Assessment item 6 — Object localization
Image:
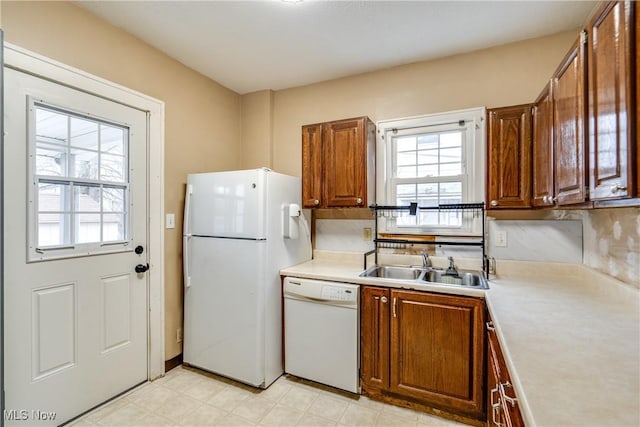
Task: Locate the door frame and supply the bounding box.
[3,42,166,381]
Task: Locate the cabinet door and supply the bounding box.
[361,287,390,390]
[487,342,505,427]
[532,83,555,207]
[487,105,532,209]
[323,118,367,207]
[588,1,635,200]
[553,36,588,205]
[487,320,525,427]
[390,290,485,417]
[301,124,323,208]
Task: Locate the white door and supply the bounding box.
[3,68,148,426]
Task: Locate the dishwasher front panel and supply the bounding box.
[284,279,360,393]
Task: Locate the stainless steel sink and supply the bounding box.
[422,269,488,288]
[360,265,489,289]
[360,265,424,280]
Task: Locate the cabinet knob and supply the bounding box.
[313,199,320,206]
[490,200,499,207]
[543,195,554,204]
[611,184,628,194]
[356,198,363,205]
[380,296,388,303]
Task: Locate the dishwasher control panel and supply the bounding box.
[283,277,359,307]
[321,285,356,302]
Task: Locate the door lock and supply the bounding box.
[135,263,150,273]
[135,245,144,255]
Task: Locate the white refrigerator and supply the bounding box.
[182,168,312,388]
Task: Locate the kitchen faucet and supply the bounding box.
[421,250,432,268]
[446,256,459,276]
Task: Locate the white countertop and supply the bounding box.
[280,252,640,427]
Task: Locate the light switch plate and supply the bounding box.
[166,213,175,229]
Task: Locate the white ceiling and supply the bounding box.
[76,0,597,95]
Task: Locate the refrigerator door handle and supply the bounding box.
[183,184,194,289]
[184,234,192,289]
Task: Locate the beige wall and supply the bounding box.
[2,1,243,360]
[241,90,274,169]
[271,30,578,177]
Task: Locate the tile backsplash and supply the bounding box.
[487,219,583,264]
[313,207,639,288]
[583,207,640,288]
[315,219,375,253]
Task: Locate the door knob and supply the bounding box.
[135,263,150,273]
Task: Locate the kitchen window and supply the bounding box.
[29,102,131,259]
[376,107,485,234]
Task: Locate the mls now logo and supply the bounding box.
[4,409,57,421]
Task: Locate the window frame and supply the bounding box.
[27,97,133,262]
[376,107,486,235]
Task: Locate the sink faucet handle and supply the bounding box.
[446,256,458,275]
[421,250,432,268]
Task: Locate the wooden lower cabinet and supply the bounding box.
[486,318,525,427]
[361,286,486,420]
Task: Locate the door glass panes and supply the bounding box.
[33,104,130,248]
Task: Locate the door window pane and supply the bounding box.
[74,213,101,244]
[36,143,67,176]
[38,182,70,212]
[101,125,125,155]
[100,154,126,183]
[33,103,131,249]
[103,187,125,212]
[73,185,101,212]
[70,117,99,150]
[103,214,126,242]
[38,213,70,246]
[70,148,99,180]
[36,108,68,144]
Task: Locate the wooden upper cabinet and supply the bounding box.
[588,1,636,200]
[361,287,390,390]
[324,118,369,207]
[487,105,533,209]
[553,35,588,205]
[301,124,323,207]
[390,291,485,417]
[532,83,555,207]
[301,117,375,208]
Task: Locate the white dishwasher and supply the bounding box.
[283,277,360,393]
